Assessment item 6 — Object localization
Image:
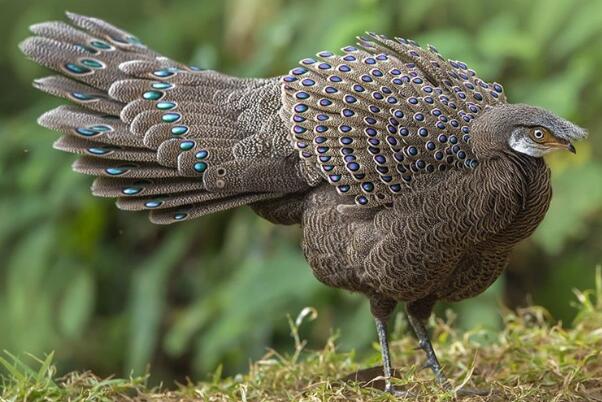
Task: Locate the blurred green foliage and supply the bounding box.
[0,0,601,385]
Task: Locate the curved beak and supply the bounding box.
[567,143,576,154]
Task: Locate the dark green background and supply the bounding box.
[1,0,601,385]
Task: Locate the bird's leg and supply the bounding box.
[374,317,395,394]
[406,312,491,397]
[369,297,414,396]
[406,313,448,386]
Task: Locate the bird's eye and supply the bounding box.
[530,127,548,143]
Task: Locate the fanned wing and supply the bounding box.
[21,13,285,224]
[281,32,507,206]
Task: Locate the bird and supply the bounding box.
[20,12,587,396]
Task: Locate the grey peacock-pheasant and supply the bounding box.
[20,13,587,395]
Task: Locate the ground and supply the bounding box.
[1,273,601,402]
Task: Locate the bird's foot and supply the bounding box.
[384,383,415,398]
[454,385,492,397]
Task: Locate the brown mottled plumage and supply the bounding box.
[20,14,587,395]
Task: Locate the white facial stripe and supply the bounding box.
[508,132,548,157]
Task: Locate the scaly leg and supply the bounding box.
[406,314,448,386]
[407,313,491,397]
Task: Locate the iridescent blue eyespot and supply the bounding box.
[87,146,114,155]
[162,112,181,123]
[171,126,188,135]
[339,65,351,72]
[294,104,308,113]
[438,134,448,143]
[174,212,188,220]
[293,125,307,134]
[329,75,342,82]
[325,86,338,94]
[90,40,112,49]
[319,98,332,107]
[353,84,365,92]
[156,101,176,110]
[413,113,424,121]
[418,128,428,137]
[344,95,357,104]
[180,141,195,151]
[356,195,368,205]
[291,67,307,75]
[64,63,91,74]
[340,136,353,144]
[193,162,208,172]
[105,165,132,176]
[296,91,310,100]
[317,114,329,121]
[153,70,174,78]
[362,182,374,192]
[71,92,98,101]
[338,185,350,193]
[426,141,436,151]
[407,146,418,156]
[152,82,173,90]
[301,79,315,86]
[75,127,98,137]
[195,150,208,159]
[399,127,409,136]
[122,187,142,195]
[361,75,373,83]
[329,174,341,182]
[365,117,377,125]
[144,200,162,208]
[342,109,354,117]
[81,59,103,69]
[493,83,503,93]
[143,91,163,100]
[347,162,360,171]
[365,128,377,136]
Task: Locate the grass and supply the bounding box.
[1,269,601,402]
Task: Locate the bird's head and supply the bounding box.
[471,104,587,158]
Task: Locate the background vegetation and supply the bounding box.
[1,0,601,388]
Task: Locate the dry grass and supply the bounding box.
[2,269,601,402]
